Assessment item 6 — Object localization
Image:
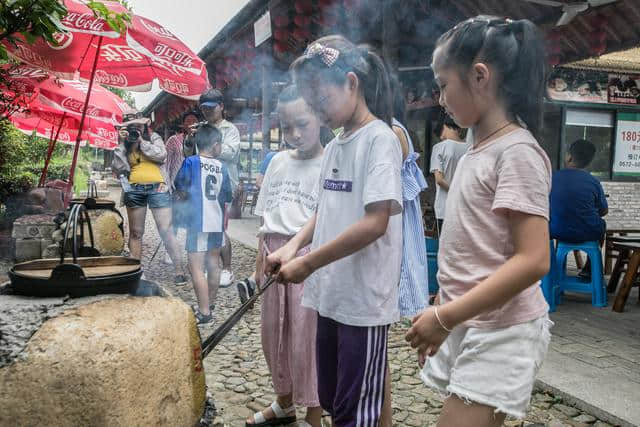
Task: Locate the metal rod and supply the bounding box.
[65,35,104,206]
[39,112,66,187]
[201,274,277,358]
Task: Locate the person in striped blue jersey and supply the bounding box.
[175,124,233,324]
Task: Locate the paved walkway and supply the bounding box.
[224,215,631,426]
[540,292,640,426]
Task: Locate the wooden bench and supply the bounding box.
[611,241,640,313]
[605,229,640,274]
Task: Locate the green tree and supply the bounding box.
[0,0,131,60]
[107,86,136,109]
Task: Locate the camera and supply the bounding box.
[126,125,141,143]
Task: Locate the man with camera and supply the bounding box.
[112,109,187,285]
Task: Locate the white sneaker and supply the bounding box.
[220,269,234,288]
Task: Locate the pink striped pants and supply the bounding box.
[260,233,319,407]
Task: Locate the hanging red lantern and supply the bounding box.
[546,30,562,43]
[273,14,290,27]
[547,43,563,56]
[274,28,289,41]
[588,29,607,45]
[548,54,562,67]
[295,0,313,15]
[292,27,311,41]
[294,14,311,28]
[590,14,607,29]
[590,41,607,56]
[274,41,288,53]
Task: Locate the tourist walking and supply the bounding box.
[406,16,553,427]
[430,114,469,233]
[174,125,233,323]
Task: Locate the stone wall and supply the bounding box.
[602,181,640,229]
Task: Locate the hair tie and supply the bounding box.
[305,42,340,67]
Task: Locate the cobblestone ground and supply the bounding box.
[0,206,614,427]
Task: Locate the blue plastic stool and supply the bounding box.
[554,240,607,307]
[425,238,439,295]
[541,240,560,312]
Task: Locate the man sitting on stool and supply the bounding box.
[550,139,608,280]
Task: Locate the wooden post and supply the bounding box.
[261,65,271,156]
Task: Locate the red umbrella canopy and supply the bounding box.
[9,101,119,150]
[2,64,128,124]
[1,0,210,100]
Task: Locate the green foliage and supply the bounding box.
[86,1,131,35]
[0,118,92,203]
[106,86,136,109]
[0,0,67,58]
[0,1,132,60]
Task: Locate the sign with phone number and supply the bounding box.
[614,114,640,176]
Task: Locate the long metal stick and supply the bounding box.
[201,274,277,358]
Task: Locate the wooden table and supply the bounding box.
[611,241,640,313]
[605,229,640,274]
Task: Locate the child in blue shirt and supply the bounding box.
[175,124,233,324]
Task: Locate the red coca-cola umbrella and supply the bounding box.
[2,1,210,100]
[2,64,128,124]
[9,100,118,185]
[2,0,211,203]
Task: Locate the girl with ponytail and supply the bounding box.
[406,16,554,426]
[265,35,403,425]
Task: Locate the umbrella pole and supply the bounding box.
[39,112,66,187]
[65,35,104,207]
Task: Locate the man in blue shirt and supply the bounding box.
[550,139,608,278]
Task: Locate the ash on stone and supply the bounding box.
[198,395,218,427]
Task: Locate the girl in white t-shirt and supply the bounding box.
[265,36,403,426]
[405,16,553,426]
[246,86,324,427]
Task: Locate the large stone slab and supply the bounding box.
[0,293,206,426]
[11,214,56,239]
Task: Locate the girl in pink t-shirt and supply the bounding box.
[406,16,553,425]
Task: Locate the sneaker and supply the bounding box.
[162,253,172,264]
[237,278,256,304]
[220,269,234,288]
[194,310,213,324]
[175,274,188,286]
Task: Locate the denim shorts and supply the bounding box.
[123,183,171,209]
[421,314,553,418]
[186,231,224,252]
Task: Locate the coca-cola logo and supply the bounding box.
[15,45,52,70]
[154,44,194,69]
[139,18,178,41]
[95,70,129,87]
[46,32,74,50]
[62,12,107,32]
[161,78,189,95]
[58,132,72,142]
[61,97,84,112]
[96,127,117,139]
[9,66,48,79]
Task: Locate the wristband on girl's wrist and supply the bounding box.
[434,306,452,332]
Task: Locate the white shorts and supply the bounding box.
[421,315,553,418]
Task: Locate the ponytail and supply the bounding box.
[291,35,393,127]
[436,16,547,139]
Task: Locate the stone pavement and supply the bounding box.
[0,193,617,427]
[540,292,640,427]
[225,213,640,425]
